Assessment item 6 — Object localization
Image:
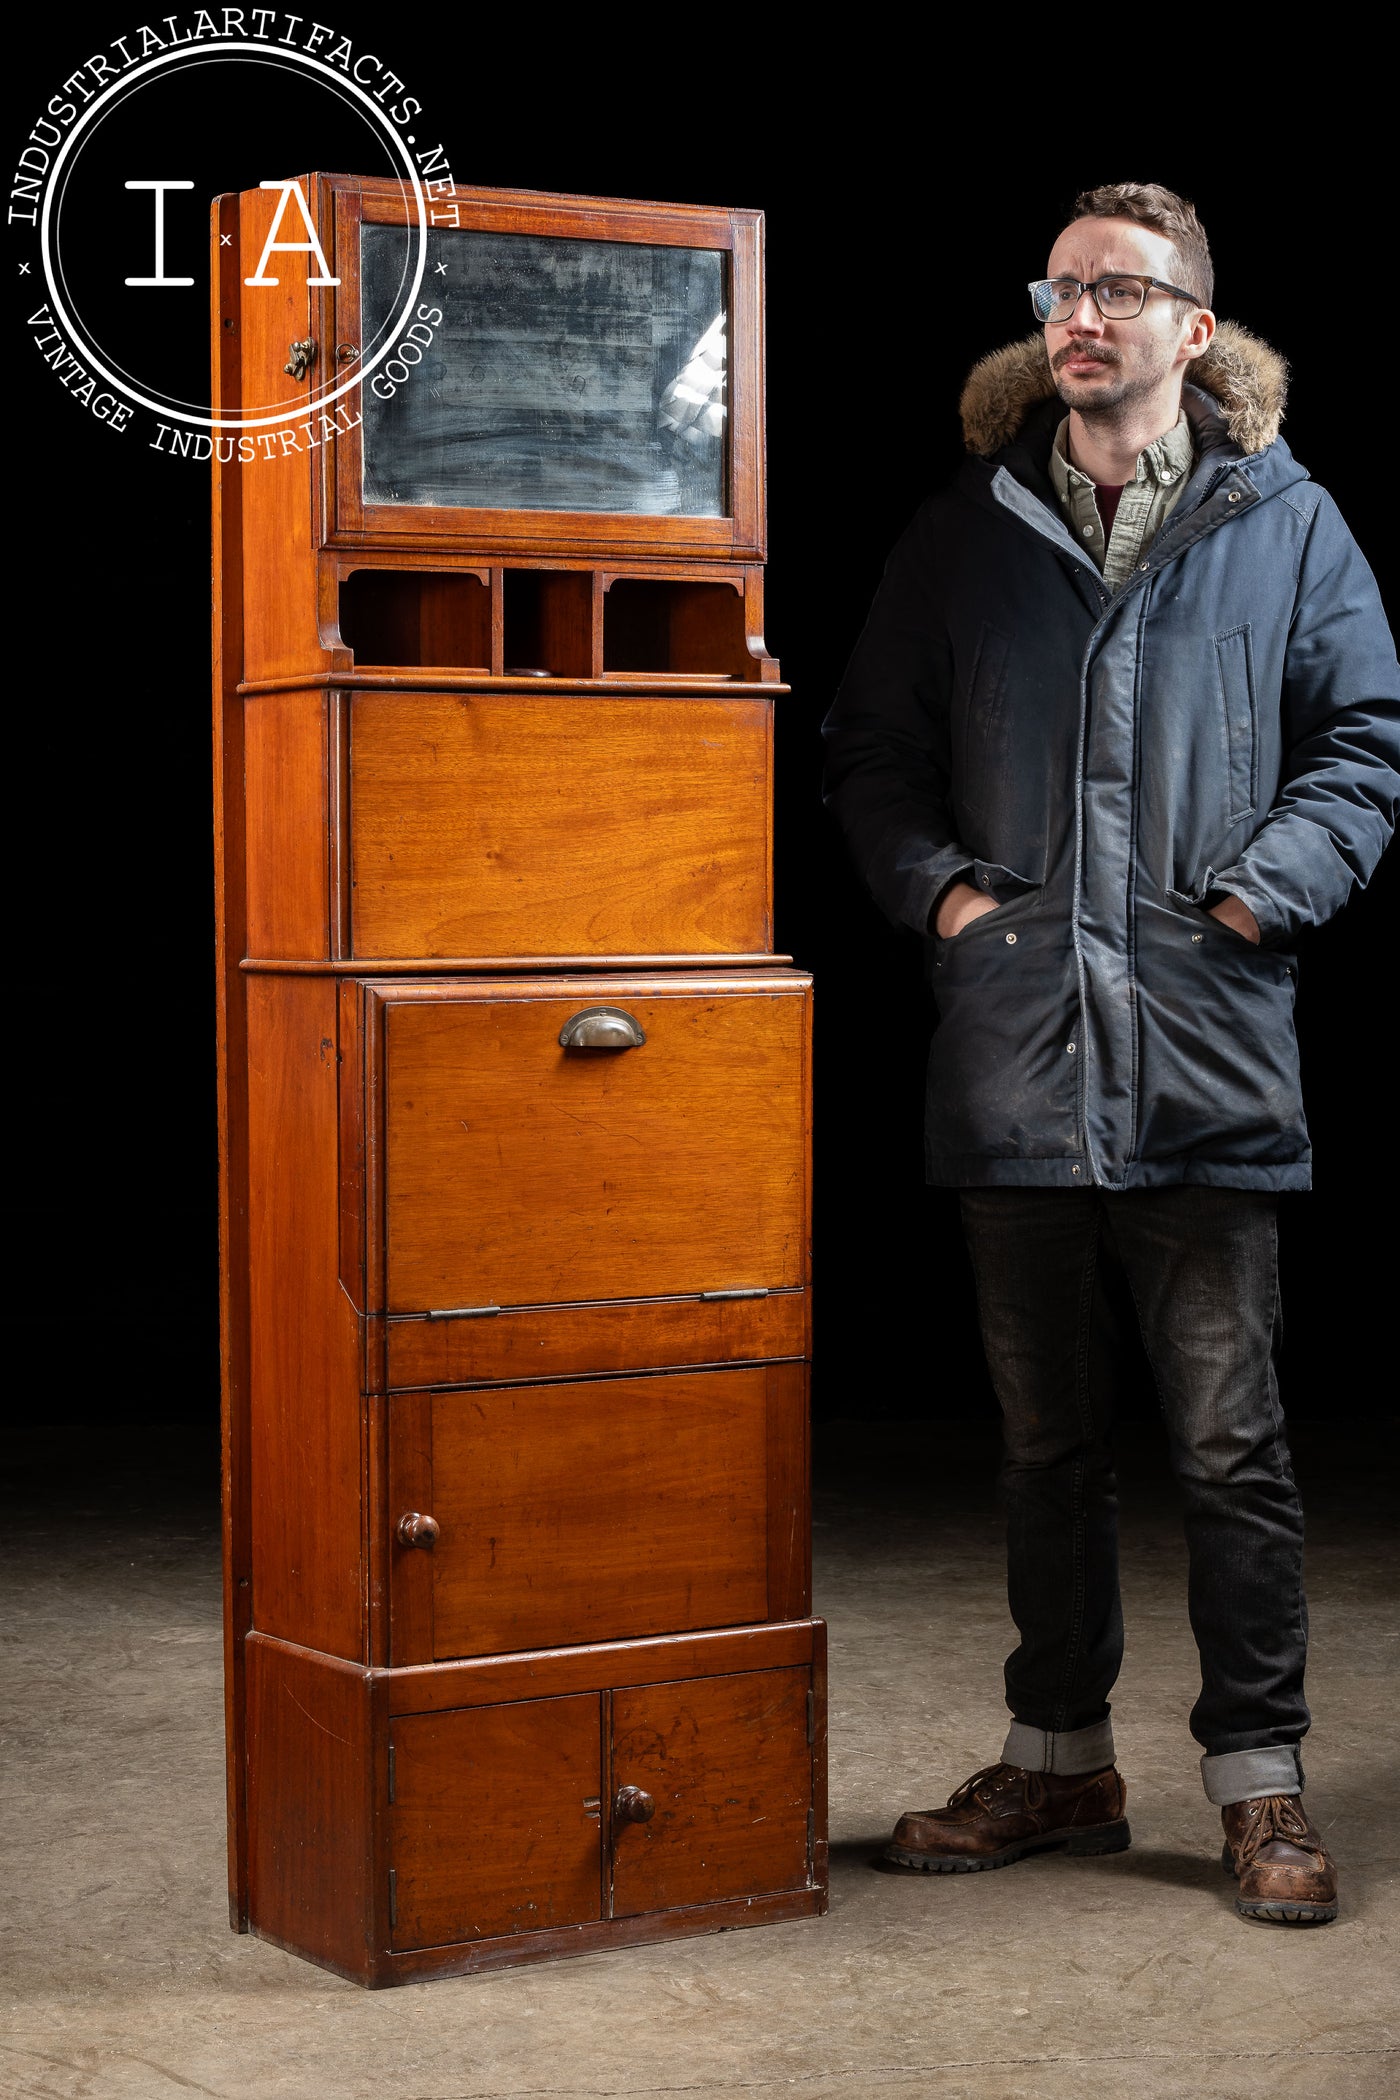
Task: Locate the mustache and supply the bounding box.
[1052,342,1121,373]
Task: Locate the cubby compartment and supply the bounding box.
[604,578,748,677]
[339,569,490,669]
[502,569,592,679]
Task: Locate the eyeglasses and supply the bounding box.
[1029,275,1200,324]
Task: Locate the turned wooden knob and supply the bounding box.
[396,1512,439,1549]
[614,1784,655,1824]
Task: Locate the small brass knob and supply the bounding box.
[614,1784,655,1824]
[396,1512,439,1549]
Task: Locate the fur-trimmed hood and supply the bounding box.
[959,320,1289,459]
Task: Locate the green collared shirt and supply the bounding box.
[1050,412,1195,592]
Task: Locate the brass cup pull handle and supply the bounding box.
[559,1008,646,1051]
[396,1512,439,1550]
[614,1784,655,1824]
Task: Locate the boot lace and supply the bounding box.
[946,1762,1046,1813]
[1234,1795,1321,1870]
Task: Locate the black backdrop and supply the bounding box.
[9,36,1394,1428]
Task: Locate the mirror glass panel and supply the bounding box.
[361,225,727,516]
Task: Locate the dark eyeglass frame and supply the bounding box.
[1029,274,1201,323]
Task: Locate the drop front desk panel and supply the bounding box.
[216,175,824,1984]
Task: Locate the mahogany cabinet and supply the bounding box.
[215,175,823,1984]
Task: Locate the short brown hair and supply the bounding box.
[1071,182,1214,310]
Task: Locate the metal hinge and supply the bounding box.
[806,1689,815,1746]
[699,1287,770,1302]
[388,1742,395,1804]
[806,1807,814,1874]
[388,1867,397,1931]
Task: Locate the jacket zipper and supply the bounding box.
[984,464,1254,1185]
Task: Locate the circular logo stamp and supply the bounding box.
[10,15,456,452]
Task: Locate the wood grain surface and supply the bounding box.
[426,1369,770,1658]
[245,1637,373,1981]
[389,1696,602,1950]
[384,1287,805,1391]
[246,975,365,1659]
[381,982,808,1312]
[348,692,771,959]
[610,1666,812,1916]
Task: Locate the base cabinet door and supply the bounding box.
[386,1661,817,1957]
[390,1696,602,1951]
[611,1667,813,1917]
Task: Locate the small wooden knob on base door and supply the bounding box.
[614,1784,655,1824]
[396,1512,439,1549]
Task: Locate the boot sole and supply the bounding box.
[884,1819,1131,1873]
[1220,1843,1338,1924]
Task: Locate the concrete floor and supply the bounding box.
[2,1417,1396,2100]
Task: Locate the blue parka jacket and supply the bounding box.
[822,325,1400,1191]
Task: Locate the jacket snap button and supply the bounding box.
[1082,525,1094,538]
[981,874,991,886]
[1067,1042,1077,1054]
[1005,932,1017,944]
[1228,490,1243,503]
[1191,932,1204,943]
[1139,560,1149,571]
[1071,1166,1081,1177]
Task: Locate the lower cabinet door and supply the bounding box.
[610,1667,812,1917]
[390,1363,810,1664]
[390,1695,602,1951]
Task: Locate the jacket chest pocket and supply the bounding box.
[959,623,1011,819]
[1214,625,1258,824]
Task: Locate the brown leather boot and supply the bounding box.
[884,1761,1130,1873]
[1221,1795,1338,1924]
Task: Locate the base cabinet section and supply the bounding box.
[244,1625,827,1984]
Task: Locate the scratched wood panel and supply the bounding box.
[611,1666,811,1916]
[390,1696,601,1949]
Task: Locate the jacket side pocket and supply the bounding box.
[961,623,1011,818]
[1214,624,1258,823]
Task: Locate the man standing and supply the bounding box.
[821,183,1399,1924]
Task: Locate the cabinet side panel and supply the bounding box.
[245,1636,373,1981]
[247,974,365,1658]
[237,184,321,679]
[244,691,330,959]
[214,188,252,1930]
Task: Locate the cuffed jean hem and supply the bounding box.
[1003,1718,1116,1776]
[1200,1747,1303,1806]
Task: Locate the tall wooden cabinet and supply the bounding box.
[213,175,824,1985]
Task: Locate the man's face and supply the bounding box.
[1043,216,1198,418]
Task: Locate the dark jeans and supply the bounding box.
[960,1187,1309,1799]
